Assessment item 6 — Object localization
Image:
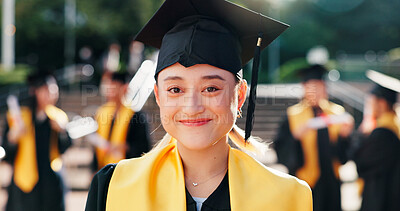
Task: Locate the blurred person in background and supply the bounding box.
[274,65,354,211]
[352,70,400,211]
[102,42,121,74]
[100,42,122,97]
[91,71,151,172]
[1,71,71,211]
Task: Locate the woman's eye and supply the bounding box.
[204,87,219,92]
[168,87,182,94]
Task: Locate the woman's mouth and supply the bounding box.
[178,119,212,127]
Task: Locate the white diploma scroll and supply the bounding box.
[307,112,353,129]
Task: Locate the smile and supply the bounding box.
[178,119,212,127]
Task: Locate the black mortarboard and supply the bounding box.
[366,70,400,105]
[111,72,129,84]
[298,64,327,82]
[135,0,289,140]
[27,71,57,88]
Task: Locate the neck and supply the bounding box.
[36,108,47,122]
[36,103,47,113]
[377,108,393,119]
[177,136,229,182]
[115,99,122,108]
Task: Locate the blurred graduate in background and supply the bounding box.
[352,70,400,211]
[274,65,354,211]
[1,71,71,211]
[91,71,151,172]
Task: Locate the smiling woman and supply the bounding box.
[85,0,312,210]
[155,64,242,152]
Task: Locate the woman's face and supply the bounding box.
[35,82,59,110]
[104,80,125,103]
[155,63,247,151]
[303,79,327,107]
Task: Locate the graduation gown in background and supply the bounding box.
[2,107,72,211]
[85,141,312,211]
[353,112,400,211]
[92,102,151,171]
[274,101,349,211]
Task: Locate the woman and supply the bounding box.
[85,0,312,210]
[2,71,71,211]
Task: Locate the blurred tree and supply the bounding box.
[76,0,162,63]
[279,0,400,64]
[14,0,65,70]
[3,0,399,82]
[7,0,164,72]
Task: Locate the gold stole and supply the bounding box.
[287,100,344,188]
[95,102,135,168]
[6,106,63,193]
[106,142,312,211]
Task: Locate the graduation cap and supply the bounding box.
[298,64,327,82]
[134,0,289,140]
[366,70,400,105]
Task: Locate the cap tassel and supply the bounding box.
[245,32,263,141]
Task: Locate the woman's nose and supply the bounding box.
[181,89,205,116]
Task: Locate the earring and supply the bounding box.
[237,109,243,118]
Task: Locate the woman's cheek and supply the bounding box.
[159,104,177,125]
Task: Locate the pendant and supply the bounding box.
[192,182,198,187]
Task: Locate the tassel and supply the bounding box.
[245,32,263,141]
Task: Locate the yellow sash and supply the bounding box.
[287,100,344,188]
[95,102,135,168]
[6,106,63,193]
[106,142,312,211]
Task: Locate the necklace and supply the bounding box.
[185,167,228,187]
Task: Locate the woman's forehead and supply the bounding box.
[158,63,235,81]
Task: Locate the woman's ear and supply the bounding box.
[238,79,248,109]
[154,84,160,106]
[121,84,129,95]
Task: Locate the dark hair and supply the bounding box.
[111,72,129,84]
[370,84,397,109]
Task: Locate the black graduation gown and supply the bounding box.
[353,128,400,211]
[2,116,72,211]
[91,111,151,171]
[85,164,231,211]
[274,111,349,211]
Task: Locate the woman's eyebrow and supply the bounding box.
[202,75,225,81]
[163,76,183,81]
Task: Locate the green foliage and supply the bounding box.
[13,0,64,70]
[273,58,338,83]
[274,58,308,83]
[7,0,400,82]
[279,0,400,62]
[11,0,164,72]
[0,64,31,86]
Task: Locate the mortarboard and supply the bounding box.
[366,70,400,105]
[134,0,289,140]
[298,64,327,82]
